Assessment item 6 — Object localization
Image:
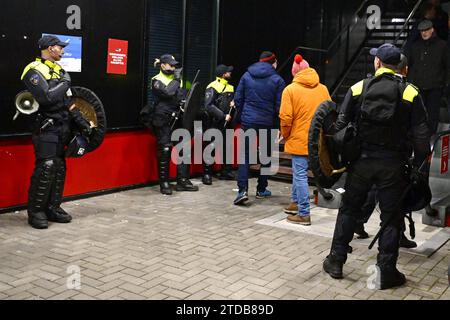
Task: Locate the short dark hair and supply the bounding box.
[379,60,398,71]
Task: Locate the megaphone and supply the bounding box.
[13,90,39,120]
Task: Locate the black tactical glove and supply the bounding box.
[410,166,426,185]
[174,67,183,81]
[61,70,71,84]
[70,109,92,137]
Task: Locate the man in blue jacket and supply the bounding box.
[233,51,286,205]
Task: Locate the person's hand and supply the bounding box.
[61,70,71,83]
[70,108,92,137]
[225,114,232,122]
[277,131,284,143]
[230,100,235,108]
[174,67,182,81]
[410,166,425,185]
[79,120,92,137]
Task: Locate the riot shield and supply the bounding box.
[182,81,203,134]
[69,86,107,153]
[308,100,344,189]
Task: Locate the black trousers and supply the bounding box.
[358,186,410,234]
[154,123,172,147]
[422,88,444,135]
[203,124,232,168]
[153,117,191,181]
[330,157,408,268]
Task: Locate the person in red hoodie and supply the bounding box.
[279,55,331,225]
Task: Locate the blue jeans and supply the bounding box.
[291,156,310,216]
[237,125,273,192]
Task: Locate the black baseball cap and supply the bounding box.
[369,43,401,65]
[215,64,233,76]
[38,35,68,50]
[160,54,179,66]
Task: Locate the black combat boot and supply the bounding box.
[377,224,404,289]
[378,265,406,290]
[46,158,72,223]
[176,164,199,192]
[399,232,417,249]
[219,164,234,180]
[158,146,173,195]
[27,160,57,229]
[202,164,213,185]
[354,223,369,239]
[323,254,344,279]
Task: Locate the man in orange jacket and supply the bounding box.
[279,54,331,225]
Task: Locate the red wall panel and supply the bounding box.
[0,128,237,210]
[1,130,167,209]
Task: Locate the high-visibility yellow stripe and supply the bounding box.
[375,67,396,77]
[152,71,174,86]
[21,58,62,80]
[207,77,234,93]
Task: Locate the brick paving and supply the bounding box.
[0,178,449,300]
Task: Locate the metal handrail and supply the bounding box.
[393,0,423,45]
[278,46,327,73]
[331,47,371,98]
[278,0,370,72]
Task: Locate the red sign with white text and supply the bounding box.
[107,39,128,75]
[441,135,449,174]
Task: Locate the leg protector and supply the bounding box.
[27,159,57,229]
[46,158,72,223]
[377,222,401,269]
[202,164,213,185]
[158,145,172,195]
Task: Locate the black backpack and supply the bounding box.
[358,75,408,150]
[333,74,408,165]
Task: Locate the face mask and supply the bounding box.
[161,68,174,75]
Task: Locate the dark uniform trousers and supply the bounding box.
[331,156,408,268]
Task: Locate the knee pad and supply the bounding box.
[40,158,57,171]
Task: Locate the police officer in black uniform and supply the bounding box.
[354,54,420,250]
[323,44,430,290]
[151,54,199,195]
[202,64,235,185]
[21,35,92,229]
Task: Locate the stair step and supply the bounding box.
[276,166,293,176]
[381,18,416,22]
[372,28,410,33]
[273,151,292,160]
[371,31,409,36]
[366,39,406,45]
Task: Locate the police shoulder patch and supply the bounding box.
[29,73,40,86]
